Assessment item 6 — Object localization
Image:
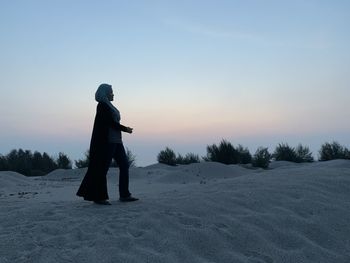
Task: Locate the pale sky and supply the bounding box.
[1,0,350,166]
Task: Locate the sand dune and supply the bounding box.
[1,160,350,262]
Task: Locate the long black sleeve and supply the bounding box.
[98,102,129,132]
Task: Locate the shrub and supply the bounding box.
[236,144,252,164]
[176,153,200,165]
[273,143,314,163]
[56,152,73,169]
[41,152,58,173]
[157,148,200,166]
[345,148,350,159]
[273,143,298,162]
[126,147,137,167]
[319,141,350,161]
[295,144,314,162]
[204,140,239,164]
[75,150,90,168]
[6,149,32,175]
[157,147,177,166]
[252,147,271,169]
[204,140,252,165]
[0,155,8,170]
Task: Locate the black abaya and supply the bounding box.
[76,102,128,201]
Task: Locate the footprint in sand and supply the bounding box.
[244,250,274,263]
[127,227,145,238]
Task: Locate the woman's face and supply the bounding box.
[107,90,114,101]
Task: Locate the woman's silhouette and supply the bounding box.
[77,84,138,205]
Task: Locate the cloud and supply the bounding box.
[164,17,332,50]
[164,18,259,41]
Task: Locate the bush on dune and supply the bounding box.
[157,147,177,166]
[236,144,252,164]
[273,143,298,162]
[0,154,9,171]
[75,150,90,168]
[319,141,350,161]
[204,140,239,164]
[157,147,201,166]
[204,140,253,165]
[252,147,271,169]
[295,144,314,162]
[273,143,314,163]
[176,153,200,165]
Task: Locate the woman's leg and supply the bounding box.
[112,143,131,198]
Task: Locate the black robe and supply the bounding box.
[76,102,128,201]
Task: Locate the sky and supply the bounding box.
[1,0,350,166]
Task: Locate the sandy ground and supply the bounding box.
[1,160,350,263]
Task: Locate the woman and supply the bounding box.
[77,83,138,205]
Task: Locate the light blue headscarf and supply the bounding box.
[95,83,121,123]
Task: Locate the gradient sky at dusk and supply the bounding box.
[1,0,350,166]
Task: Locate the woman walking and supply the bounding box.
[77,83,138,205]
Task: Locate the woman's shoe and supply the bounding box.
[119,196,139,202]
[93,200,112,205]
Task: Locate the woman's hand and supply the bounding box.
[126,127,133,134]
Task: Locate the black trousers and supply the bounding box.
[77,143,131,201]
[108,143,131,198]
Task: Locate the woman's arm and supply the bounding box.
[119,124,133,133]
[98,103,133,133]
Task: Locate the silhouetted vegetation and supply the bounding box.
[3,140,350,176]
[126,148,137,167]
[273,143,297,162]
[319,141,350,161]
[76,148,136,168]
[176,153,201,165]
[295,144,314,162]
[155,140,329,168]
[204,140,238,164]
[204,140,252,165]
[157,147,177,166]
[0,149,72,176]
[157,147,200,166]
[252,147,271,169]
[273,143,314,163]
[236,144,252,164]
[74,150,90,168]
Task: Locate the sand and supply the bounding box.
[1,160,350,262]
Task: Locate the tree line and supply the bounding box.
[1,141,349,176]
[0,149,72,176]
[157,140,350,169]
[0,147,136,176]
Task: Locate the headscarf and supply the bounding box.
[95,83,121,123]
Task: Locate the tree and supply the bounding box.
[56,152,72,169]
[236,144,252,164]
[319,141,349,161]
[157,147,177,166]
[295,144,314,162]
[204,140,240,164]
[75,150,90,168]
[176,153,200,164]
[273,143,297,162]
[42,152,58,173]
[0,154,8,170]
[252,147,271,169]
